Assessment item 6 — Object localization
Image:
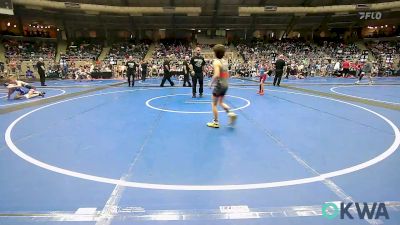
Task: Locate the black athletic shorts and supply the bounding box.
[24,84,33,89]
[212,83,228,97]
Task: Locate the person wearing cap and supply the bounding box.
[36,57,46,86]
[160,55,174,87]
[190,47,206,98]
[182,56,192,87]
[273,54,286,87]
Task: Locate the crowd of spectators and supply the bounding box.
[148,40,193,74]
[152,40,192,60]
[233,38,399,78]
[365,41,400,76]
[107,42,149,61]
[3,39,56,61]
[55,59,115,79]
[64,41,102,60]
[1,37,399,79]
[319,41,362,59]
[195,44,214,51]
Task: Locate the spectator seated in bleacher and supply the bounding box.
[25,66,35,79]
[107,42,149,61]
[234,38,364,78]
[2,39,56,61]
[366,41,399,76]
[65,41,102,61]
[149,39,192,76]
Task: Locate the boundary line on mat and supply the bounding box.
[5,88,400,190]
[282,85,400,111]
[331,85,400,105]
[230,87,384,225]
[145,93,250,113]
[96,91,167,225]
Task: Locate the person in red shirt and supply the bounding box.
[354,60,363,78]
[342,59,350,78]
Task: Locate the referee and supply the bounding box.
[36,57,46,86]
[126,56,137,87]
[190,47,206,98]
[160,55,175,87]
[273,55,286,87]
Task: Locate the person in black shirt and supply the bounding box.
[182,56,192,87]
[273,55,286,86]
[141,60,148,82]
[0,61,4,78]
[36,57,46,86]
[285,64,291,79]
[126,56,137,87]
[190,47,206,98]
[60,56,68,79]
[160,55,174,87]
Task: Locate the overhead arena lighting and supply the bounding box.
[355,4,370,10]
[264,6,277,11]
[64,2,80,9]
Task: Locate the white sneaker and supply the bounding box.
[228,112,237,125]
[355,80,360,84]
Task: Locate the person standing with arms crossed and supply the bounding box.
[190,47,206,98]
[273,55,286,87]
[37,57,46,86]
[126,56,137,87]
